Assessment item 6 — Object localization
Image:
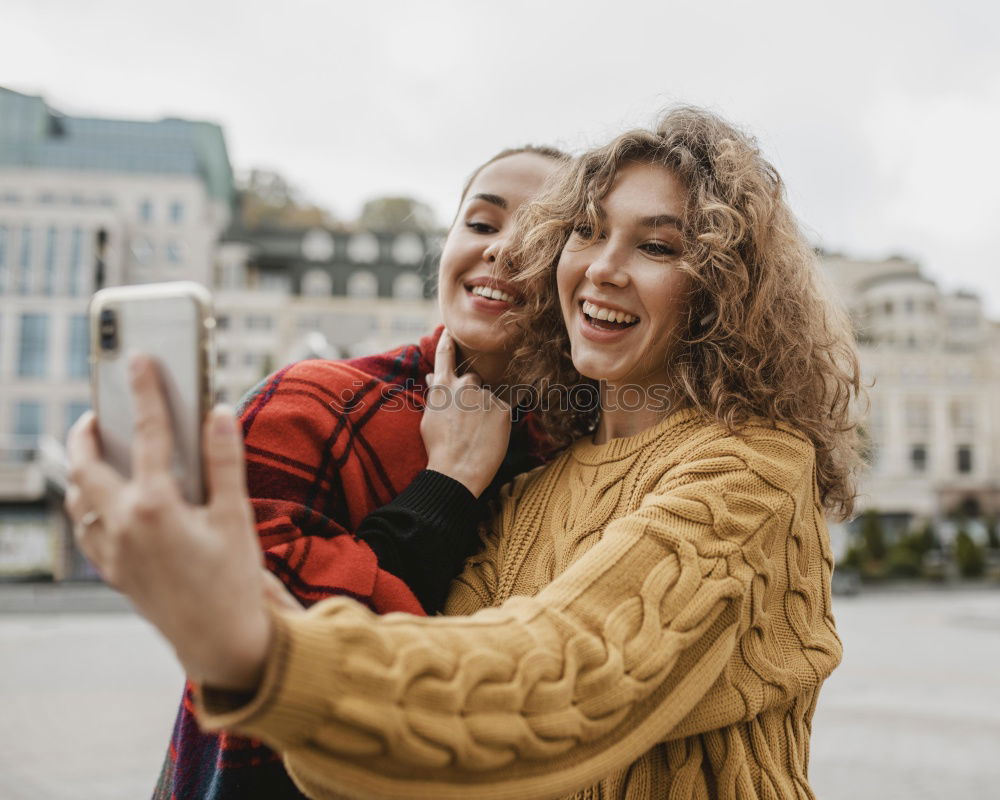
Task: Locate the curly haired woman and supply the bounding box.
[67,106,863,800]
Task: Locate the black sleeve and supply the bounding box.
[355,470,482,615]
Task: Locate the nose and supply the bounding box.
[483,240,501,263]
[585,247,630,288]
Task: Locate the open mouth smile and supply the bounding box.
[581,299,640,331]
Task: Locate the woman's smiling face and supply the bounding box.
[438,152,561,361]
[557,161,690,391]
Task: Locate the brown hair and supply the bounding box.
[505,107,864,520]
[457,145,570,207]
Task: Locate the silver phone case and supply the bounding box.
[89,281,214,504]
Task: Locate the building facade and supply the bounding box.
[0,86,441,578]
[0,86,234,576]
[823,254,1000,536]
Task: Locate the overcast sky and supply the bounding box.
[4,0,998,314]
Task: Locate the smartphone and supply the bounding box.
[89,282,215,504]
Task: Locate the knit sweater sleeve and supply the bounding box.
[196,434,829,800]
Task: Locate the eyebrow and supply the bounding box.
[640,214,682,229]
[470,192,507,210]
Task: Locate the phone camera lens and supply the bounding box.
[99,308,118,351]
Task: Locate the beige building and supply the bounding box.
[823,254,1000,533]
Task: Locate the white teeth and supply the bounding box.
[582,300,637,325]
[471,286,515,303]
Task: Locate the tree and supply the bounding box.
[954,530,985,578]
[358,196,437,232]
[859,510,887,561]
[237,169,335,231]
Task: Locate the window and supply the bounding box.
[216,350,229,368]
[68,227,84,296]
[130,236,154,266]
[18,225,32,294]
[139,198,153,222]
[64,401,90,436]
[347,233,379,264]
[904,397,930,432]
[393,272,424,300]
[346,270,378,299]
[67,314,89,379]
[956,445,973,474]
[165,240,184,265]
[169,201,184,224]
[301,269,332,297]
[950,399,975,431]
[43,226,57,296]
[883,300,893,315]
[0,225,7,292]
[13,401,44,449]
[216,314,230,330]
[392,233,424,265]
[18,313,49,378]
[909,444,927,473]
[904,298,914,314]
[245,314,273,331]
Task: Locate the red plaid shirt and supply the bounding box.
[154,327,547,799]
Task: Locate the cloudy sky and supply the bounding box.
[4,0,998,313]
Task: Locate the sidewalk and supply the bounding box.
[0,580,131,613]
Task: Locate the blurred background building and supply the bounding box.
[0,87,439,579]
[0,86,996,582]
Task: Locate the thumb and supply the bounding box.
[204,405,249,513]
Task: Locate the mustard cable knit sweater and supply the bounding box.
[197,409,843,800]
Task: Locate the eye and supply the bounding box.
[573,224,604,241]
[640,241,678,258]
[466,220,498,234]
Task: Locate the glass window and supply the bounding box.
[346,270,378,299]
[67,314,89,379]
[216,314,230,330]
[905,397,930,432]
[909,444,927,473]
[347,233,379,264]
[956,445,973,474]
[13,400,44,447]
[18,313,49,378]
[301,269,332,297]
[165,240,184,265]
[139,198,153,222]
[949,398,975,431]
[64,401,90,436]
[245,314,273,331]
[43,226,57,296]
[18,225,32,294]
[68,227,84,296]
[393,272,424,300]
[170,201,184,224]
[0,225,7,292]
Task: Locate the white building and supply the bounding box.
[0,86,234,576]
[823,254,1000,532]
[212,228,439,404]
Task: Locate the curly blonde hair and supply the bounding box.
[504,107,864,520]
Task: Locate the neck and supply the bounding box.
[592,380,681,444]
[452,344,510,399]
